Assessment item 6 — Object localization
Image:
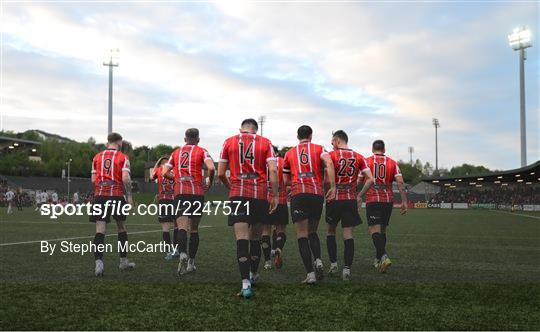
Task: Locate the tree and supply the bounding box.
[449,164,491,177]
[398,160,423,184]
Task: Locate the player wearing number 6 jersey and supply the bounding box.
[218,118,279,299]
[325,130,374,281]
[283,125,336,284]
[162,128,215,276]
[359,140,408,273]
[90,132,135,277]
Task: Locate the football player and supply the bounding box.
[283,125,335,284]
[90,132,135,276]
[359,140,408,273]
[325,130,373,280]
[162,128,215,275]
[218,119,279,299]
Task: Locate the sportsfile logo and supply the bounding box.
[39,200,250,219]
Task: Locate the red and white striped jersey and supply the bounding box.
[283,142,328,197]
[267,156,288,205]
[91,148,130,197]
[329,148,369,201]
[166,145,213,196]
[152,167,176,200]
[363,154,402,203]
[219,132,275,199]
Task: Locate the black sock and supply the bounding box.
[162,231,171,246]
[298,237,314,273]
[381,232,387,253]
[93,233,105,260]
[308,232,321,260]
[236,239,250,280]
[188,232,199,259]
[261,235,271,261]
[371,232,385,259]
[118,231,128,258]
[249,240,261,273]
[177,229,187,254]
[271,229,278,250]
[173,228,179,248]
[276,232,286,251]
[344,238,354,268]
[327,235,337,263]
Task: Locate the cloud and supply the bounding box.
[1,1,538,170]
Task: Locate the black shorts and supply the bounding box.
[89,196,128,223]
[158,199,175,223]
[366,202,393,226]
[325,200,362,227]
[228,197,269,226]
[290,194,324,224]
[264,203,289,225]
[174,194,205,219]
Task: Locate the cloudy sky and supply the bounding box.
[1,1,539,170]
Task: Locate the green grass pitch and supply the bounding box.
[1,199,539,330]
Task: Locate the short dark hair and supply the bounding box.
[297,125,313,140]
[185,128,199,144]
[241,118,258,130]
[107,132,123,143]
[332,130,348,143]
[273,145,279,155]
[372,140,385,151]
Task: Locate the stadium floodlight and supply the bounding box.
[66,158,73,202]
[432,118,440,173]
[31,148,36,152]
[408,146,414,164]
[8,145,14,149]
[258,116,267,136]
[508,26,532,167]
[13,143,19,146]
[103,49,119,134]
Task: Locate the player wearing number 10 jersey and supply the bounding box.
[162,128,215,276]
[218,119,279,299]
[325,130,374,281]
[90,132,135,277]
[283,125,336,284]
[360,140,408,274]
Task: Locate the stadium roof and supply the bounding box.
[0,136,42,151]
[422,160,540,186]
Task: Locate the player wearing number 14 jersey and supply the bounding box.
[283,125,336,284]
[360,140,408,273]
[218,119,279,299]
[325,130,373,281]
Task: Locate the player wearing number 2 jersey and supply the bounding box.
[162,128,215,276]
[283,125,336,284]
[360,139,408,274]
[325,130,374,281]
[90,132,135,277]
[218,119,279,299]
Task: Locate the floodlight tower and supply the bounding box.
[103,49,119,134]
[408,146,414,164]
[508,26,532,167]
[258,115,267,136]
[433,118,440,173]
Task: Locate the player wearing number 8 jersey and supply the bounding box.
[360,139,408,274]
[325,130,374,281]
[283,125,336,284]
[90,132,135,277]
[218,118,279,299]
[162,128,215,276]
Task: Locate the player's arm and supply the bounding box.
[122,170,134,206]
[267,159,279,214]
[204,157,215,192]
[91,158,97,183]
[357,167,374,198]
[321,153,336,200]
[396,174,408,215]
[217,161,230,189]
[161,164,174,180]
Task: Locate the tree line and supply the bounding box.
[0,130,493,184]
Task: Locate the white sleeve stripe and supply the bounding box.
[395,174,403,177]
[165,163,173,168]
[362,167,370,172]
[204,157,213,161]
[91,170,97,174]
[122,168,131,172]
[219,159,228,163]
[266,157,277,161]
[320,152,329,157]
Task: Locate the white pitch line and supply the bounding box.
[1,220,172,226]
[492,210,540,220]
[0,226,212,247]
